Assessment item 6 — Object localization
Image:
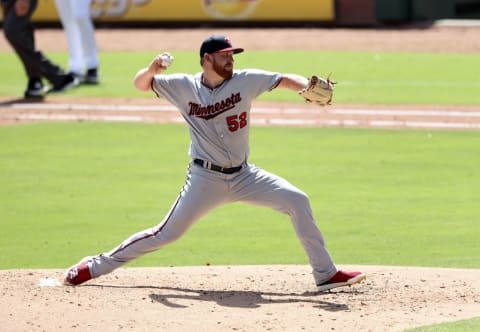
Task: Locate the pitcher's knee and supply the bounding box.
[152,226,186,245]
[284,189,312,212]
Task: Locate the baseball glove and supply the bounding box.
[299,75,336,106]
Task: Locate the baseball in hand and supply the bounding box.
[157,53,174,68]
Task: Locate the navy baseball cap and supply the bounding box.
[199,35,244,58]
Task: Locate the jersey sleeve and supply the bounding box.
[151,74,194,108]
[236,69,283,98]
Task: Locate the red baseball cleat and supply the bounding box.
[63,257,92,286]
[317,270,366,291]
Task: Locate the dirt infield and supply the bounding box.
[1,26,480,331]
[2,96,480,129]
[2,25,480,53]
[2,265,480,331]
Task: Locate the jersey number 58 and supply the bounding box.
[226,112,248,132]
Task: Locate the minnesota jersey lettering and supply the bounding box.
[188,92,242,120]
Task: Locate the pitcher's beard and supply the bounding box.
[213,61,233,80]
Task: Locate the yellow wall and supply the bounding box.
[0,0,334,22]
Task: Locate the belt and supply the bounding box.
[193,159,243,174]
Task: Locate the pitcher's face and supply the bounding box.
[211,51,234,79]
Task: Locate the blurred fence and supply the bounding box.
[1,0,479,27]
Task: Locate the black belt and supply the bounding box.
[193,159,243,174]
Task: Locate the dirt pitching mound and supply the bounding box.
[2,265,479,331]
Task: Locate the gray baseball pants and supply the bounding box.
[89,162,337,285]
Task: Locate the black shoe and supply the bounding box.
[48,74,80,93]
[24,78,47,98]
[84,68,99,85]
[69,71,85,84]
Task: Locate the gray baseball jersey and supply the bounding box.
[152,69,281,167]
[86,69,337,286]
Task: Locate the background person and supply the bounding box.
[54,0,100,84]
[1,0,79,98]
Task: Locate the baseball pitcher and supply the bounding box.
[64,35,365,292]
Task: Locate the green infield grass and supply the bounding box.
[405,317,480,332]
[1,123,479,269]
[1,50,479,105]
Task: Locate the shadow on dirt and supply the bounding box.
[148,286,360,311]
[83,283,363,310]
[0,97,44,106]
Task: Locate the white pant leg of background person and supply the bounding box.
[231,164,337,285]
[55,0,83,76]
[72,0,99,75]
[55,0,98,79]
[88,164,233,278]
